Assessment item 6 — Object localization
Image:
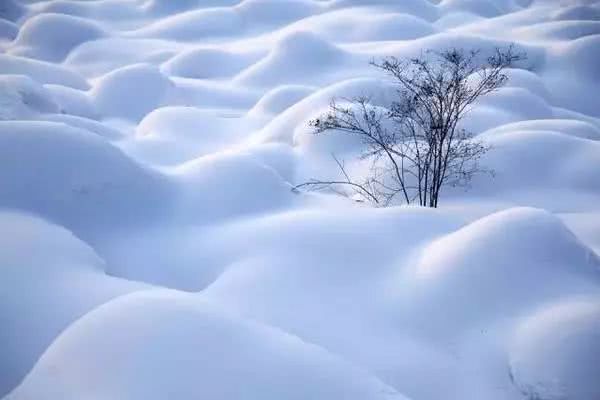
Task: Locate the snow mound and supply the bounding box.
[29,0,141,23]
[0,211,148,397]
[0,19,18,41]
[331,0,438,21]
[551,5,600,22]
[129,106,250,165]
[545,35,600,116]
[434,11,485,29]
[404,207,600,336]
[249,84,315,116]
[0,75,60,120]
[470,130,600,203]
[0,54,88,89]
[9,13,106,62]
[255,77,397,144]
[0,0,24,21]
[172,151,294,224]
[235,31,353,87]
[458,87,553,134]
[317,12,437,42]
[509,298,600,400]
[39,113,124,139]
[91,63,175,121]
[162,47,262,79]
[502,68,551,100]
[43,84,96,118]
[0,121,171,234]
[561,34,600,78]
[7,290,407,400]
[65,37,178,77]
[132,8,242,41]
[136,106,240,141]
[140,0,217,16]
[235,0,320,26]
[515,20,600,41]
[202,207,462,348]
[483,119,600,140]
[438,0,506,18]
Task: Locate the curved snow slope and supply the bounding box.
[2,0,600,399]
[7,291,405,400]
[404,208,600,336]
[0,211,149,396]
[509,297,600,400]
[162,47,264,79]
[130,106,253,164]
[9,13,106,62]
[90,63,175,121]
[0,121,173,235]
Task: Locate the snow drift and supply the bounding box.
[1,0,599,399]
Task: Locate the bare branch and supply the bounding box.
[297,46,522,207]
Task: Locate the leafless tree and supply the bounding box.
[294,46,526,207]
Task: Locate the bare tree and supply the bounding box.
[294,46,526,207]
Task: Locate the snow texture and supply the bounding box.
[1,1,599,399]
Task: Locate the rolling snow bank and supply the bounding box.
[8,13,106,62]
[6,291,405,400]
[125,106,259,165]
[0,121,173,237]
[2,0,600,399]
[402,208,600,338]
[0,211,149,396]
[90,63,176,121]
[509,298,600,400]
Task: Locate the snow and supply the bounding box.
[0,211,149,395]
[132,8,244,41]
[0,121,172,236]
[162,47,263,79]
[8,13,106,62]
[6,291,405,400]
[404,208,600,337]
[509,298,600,400]
[0,75,60,119]
[0,0,24,22]
[129,106,253,165]
[249,84,316,116]
[234,30,357,87]
[0,19,18,41]
[1,0,600,399]
[43,84,96,118]
[0,54,88,89]
[91,63,175,121]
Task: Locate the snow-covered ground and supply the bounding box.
[1,1,600,399]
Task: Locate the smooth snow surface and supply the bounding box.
[1,1,600,400]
